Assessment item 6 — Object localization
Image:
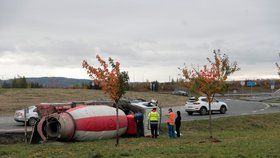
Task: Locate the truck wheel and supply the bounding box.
[28,117,37,126]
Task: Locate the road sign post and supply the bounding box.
[240,81,245,96]
[24,107,27,144]
[246,81,256,97]
[271,85,275,94]
[251,85,253,97]
[270,80,275,95]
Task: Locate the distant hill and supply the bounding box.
[27,77,92,88]
[1,77,92,88]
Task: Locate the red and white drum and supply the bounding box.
[66,105,128,141]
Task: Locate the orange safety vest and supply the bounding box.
[167,112,175,125]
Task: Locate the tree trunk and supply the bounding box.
[208,100,213,139]
[159,106,162,131]
[115,103,120,146]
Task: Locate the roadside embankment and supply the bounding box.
[0,113,279,158]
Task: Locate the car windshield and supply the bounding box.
[188,97,198,102]
[200,98,218,102]
[201,98,208,102]
[29,106,36,110]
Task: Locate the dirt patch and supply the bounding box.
[0,132,31,144]
[207,137,222,143]
[198,138,222,144]
[211,138,222,143]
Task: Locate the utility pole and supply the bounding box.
[24,107,27,144]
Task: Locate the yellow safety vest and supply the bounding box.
[148,111,160,121]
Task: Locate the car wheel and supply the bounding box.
[187,112,193,115]
[28,117,37,126]
[200,107,207,115]
[220,106,227,114]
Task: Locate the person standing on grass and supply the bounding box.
[166,108,176,138]
[175,111,181,137]
[148,108,160,138]
[134,111,144,137]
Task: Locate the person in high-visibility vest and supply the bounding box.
[166,108,176,138]
[148,108,160,138]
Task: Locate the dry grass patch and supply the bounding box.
[0,89,186,115]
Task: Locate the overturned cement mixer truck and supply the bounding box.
[30,100,160,143]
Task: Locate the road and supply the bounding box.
[161,99,280,122]
[0,116,32,133]
[0,99,279,133]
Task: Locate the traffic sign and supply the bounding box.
[246,81,256,87]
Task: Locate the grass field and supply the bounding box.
[0,113,279,158]
[0,88,187,115]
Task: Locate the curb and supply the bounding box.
[267,103,280,107]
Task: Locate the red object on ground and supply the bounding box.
[36,105,128,142]
[126,114,137,135]
[75,115,127,131]
[36,103,73,117]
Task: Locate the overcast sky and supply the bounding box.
[0,0,279,82]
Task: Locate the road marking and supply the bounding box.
[260,109,265,111]
[262,103,270,109]
[252,111,257,113]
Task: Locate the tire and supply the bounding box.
[28,117,37,126]
[200,107,207,115]
[187,112,193,115]
[220,105,227,114]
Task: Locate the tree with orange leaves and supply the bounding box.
[276,53,280,76]
[180,50,239,138]
[82,55,129,146]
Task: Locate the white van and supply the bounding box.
[14,106,39,126]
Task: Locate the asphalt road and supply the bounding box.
[0,99,279,133]
[0,116,32,133]
[161,99,280,122]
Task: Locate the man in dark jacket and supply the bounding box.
[175,111,181,137]
[134,111,144,137]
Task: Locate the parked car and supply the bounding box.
[14,105,39,126]
[171,90,188,96]
[185,97,228,115]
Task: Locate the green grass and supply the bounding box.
[0,113,280,158]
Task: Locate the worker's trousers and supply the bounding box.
[168,124,175,138]
[150,122,158,138]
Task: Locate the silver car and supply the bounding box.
[14,106,39,126]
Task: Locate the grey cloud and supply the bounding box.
[0,0,279,80]
[0,38,96,68]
